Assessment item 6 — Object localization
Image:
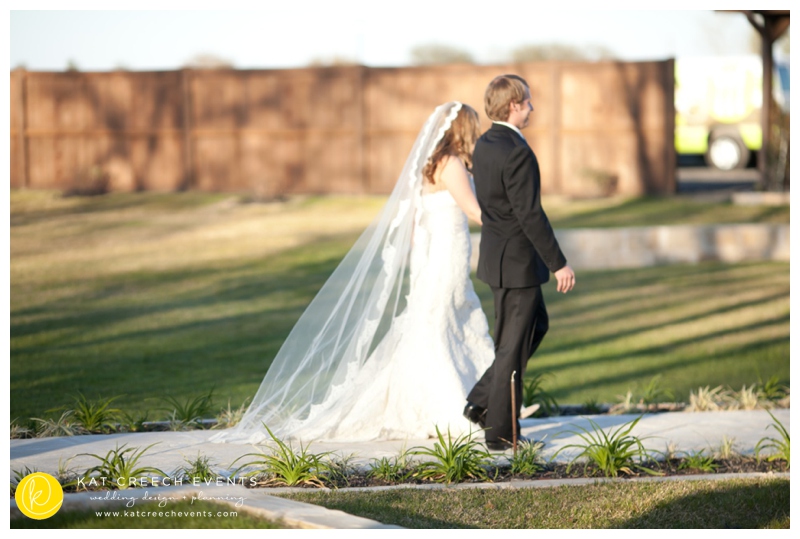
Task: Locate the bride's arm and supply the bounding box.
[441,156,483,225]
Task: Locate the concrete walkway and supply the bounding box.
[10,409,789,528]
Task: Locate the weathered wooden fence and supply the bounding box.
[10,60,675,197]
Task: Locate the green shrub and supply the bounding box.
[158,390,215,429]
[409,427,494,484]
[522,372,559,417]
[79,443,166,490]
[368,451,412,483]
[231,424,329,488]
[31,410,86,437]
[177,453,220,483]
[71,393,122,433]
[509,439,546,476]
[553,416,662,478]
[678,450,719,473]
[755,411,790,468]
[322,453,359,488]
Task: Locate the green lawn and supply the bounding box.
[518,261,789,405]
[468,194,789,232]
[542,194,789,228]
[10,191,789,421]
[282,477,790,528]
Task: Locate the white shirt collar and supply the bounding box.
[492,121,525,140]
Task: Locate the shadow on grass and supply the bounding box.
[288,491,480,529]
[285,478,789,529]
[473,260,789,402]
[10,237,355,419]
[553,196,712,229]
[549,196,789,229]
[549,335,788,400]
[11,253,336,342]
[10,191,233,228]
[11,237,790,422]
[541,314,788,376]
[545,290,788,356]
[616,479,790,529]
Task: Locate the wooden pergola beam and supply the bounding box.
[743,11,790,43]
[719,10,789,190]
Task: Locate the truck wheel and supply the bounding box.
[706,132,749,170]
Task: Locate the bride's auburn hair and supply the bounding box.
[423,104,480,185]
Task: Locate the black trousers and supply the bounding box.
[467,285,548,443]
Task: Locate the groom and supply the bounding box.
[464,74,575,451]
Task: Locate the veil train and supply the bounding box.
[210,102,464,444]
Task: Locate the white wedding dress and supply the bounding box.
[210,102,493,445]
[282,188,495,441]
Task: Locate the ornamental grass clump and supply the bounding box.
[32,410,86,437]
[729,384,767,410]
[639,375,675,408]
[522,372,559,417]
[687,385,729,412]
[213,398,251,430]
[409,427,495,484]
[368,450,412,483]
[56,457,80,488]
[79,443,167,490]
[553,416,662,478]
[678,450,719,473]
[662,441,679,461]
[581,397,603,415]
[715,435,738,460]
[610,390,636,415]
[10,419,35,439]
[118,410,150,433]
[756,373,789,402]
[71,392,122,433]
[177,453,221,483]
[231,424,330,488]
[687,381,787,412]
[611,376,675,414]
[322,452,359,487]
[508,439,546,476]
[755,410,790,469]
[159,390,216,429]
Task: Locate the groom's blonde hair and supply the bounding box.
[484,74,529,122]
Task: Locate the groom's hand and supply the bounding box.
[554,265,575,293]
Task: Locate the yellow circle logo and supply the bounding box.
[15,472,64,520]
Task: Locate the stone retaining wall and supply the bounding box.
[469,224,789,271]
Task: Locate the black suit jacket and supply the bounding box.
[474,123,567,288]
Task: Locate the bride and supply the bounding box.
[211,102,494,444]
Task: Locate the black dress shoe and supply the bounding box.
[485,439,513,451]
[463,402,487,429]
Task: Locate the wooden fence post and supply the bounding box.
[551,63,562,194]
[356,65,368,193]
[13,68,29,188]
[181,68,194,190]
[664,58,676,193]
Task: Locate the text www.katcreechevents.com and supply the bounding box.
[95,509,238,519]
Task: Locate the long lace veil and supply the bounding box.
[211,102,464,444]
